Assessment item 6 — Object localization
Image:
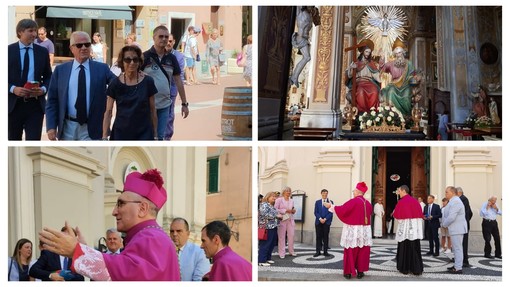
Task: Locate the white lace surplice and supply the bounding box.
[340,224,373,248]
[73,244,112,281]
[395,218,424,242]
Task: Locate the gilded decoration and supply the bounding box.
[313,6,333,103]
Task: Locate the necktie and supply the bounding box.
[428,205,432,216]
[63,257,69,270]
[21,47,30,84]
[176,247,182,280]
[75,65,87,124]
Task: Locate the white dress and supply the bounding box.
[91,42,105,63]
[373,203,385,237]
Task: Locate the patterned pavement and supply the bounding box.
[258,240,502,281]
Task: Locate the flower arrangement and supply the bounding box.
[357,105,406,132]
[474,115,492,128]
[465,112,477,128]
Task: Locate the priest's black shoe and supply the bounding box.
[484,255,495,259]
[356,272,365,279]
[433,253,439,257]
[425,252,433,256]
[496,256,502,259]
[343,274,351,279]
[313,252,321,257]
[323,252,331,257]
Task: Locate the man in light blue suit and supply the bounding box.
[441,186,467,274]
[46,31,115,140]
[170,218,210,281]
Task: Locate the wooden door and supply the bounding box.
[373,147,428,236]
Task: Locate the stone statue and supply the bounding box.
[289,6,320,88]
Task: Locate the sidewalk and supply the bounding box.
[258,239,502,281]
[173,73,248,140]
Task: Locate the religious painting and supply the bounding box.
[480,42,498,65]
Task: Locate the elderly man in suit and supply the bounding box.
[314,189,334,257]
[8,19,52,140]
[441,186,467,274]
[423,195,442,256]
[45,31,115,140]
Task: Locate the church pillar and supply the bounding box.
[437,7,473,122]
[299,6,344,133]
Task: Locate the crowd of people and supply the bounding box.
[258,184,502,279]
[9,19,251,141]
[9,168,251,281]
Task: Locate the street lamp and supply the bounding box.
[225,213,239,241]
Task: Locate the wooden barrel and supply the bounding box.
[221,87,252,140]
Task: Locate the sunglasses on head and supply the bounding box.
[74,42,91,48]
[123,57,140,64]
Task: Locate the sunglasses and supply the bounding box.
[73,42,91,48]
[158,35,169,39]
[123,57,140,64]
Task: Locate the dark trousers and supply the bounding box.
[8,99,44,140]
[315,223,330,253]
[482,219,501,257]
[426,224,440,254]
[258,228,277,263]
[462,232,469,264]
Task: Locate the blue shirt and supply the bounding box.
[178,242,210,281]
[479,201,502,220]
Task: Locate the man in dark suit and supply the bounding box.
[45,31,115,140]
[29,226,84,281]
[423,195,442,256]
[8,19,52,140]
[456,187,473,267]
[313,189,334,257]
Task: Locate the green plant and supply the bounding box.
[231,49,240,58]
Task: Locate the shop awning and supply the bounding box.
[46,6,133,20]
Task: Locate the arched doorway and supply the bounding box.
[372,147,429,237]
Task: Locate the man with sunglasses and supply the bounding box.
[8,19,52,140]
[45,31,115,140]
[39,169,180,280]
[141,25,189,140]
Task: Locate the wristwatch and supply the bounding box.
[181,102,189,107]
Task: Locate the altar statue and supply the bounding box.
[289,6,320,88]
[489,97,501,125]
[345,39,381,113]
[379,39,416,117]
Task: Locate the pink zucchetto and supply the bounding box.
[124,169,167,209]
[356,182,368,194]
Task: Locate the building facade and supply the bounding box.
[259,146,502,251]
[8,146,252,262]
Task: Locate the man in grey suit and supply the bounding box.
[441,186,467,274]
[46,31,115,140]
